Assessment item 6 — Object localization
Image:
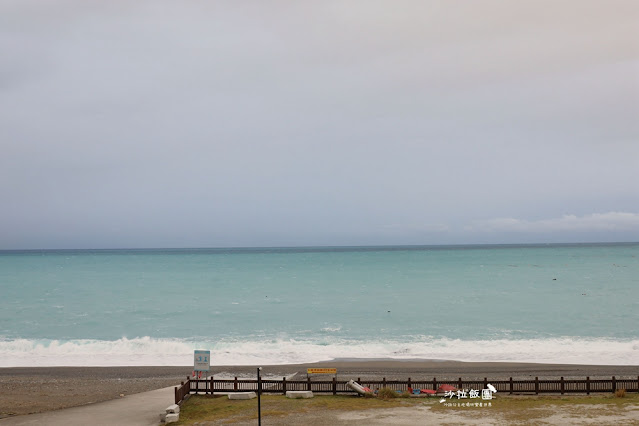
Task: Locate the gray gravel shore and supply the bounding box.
[1,360,637,417]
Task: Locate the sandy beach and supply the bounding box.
[1,360,637,417]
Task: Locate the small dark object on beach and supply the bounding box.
[553,278,557,280]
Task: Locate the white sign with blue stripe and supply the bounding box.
[194,350,210,372]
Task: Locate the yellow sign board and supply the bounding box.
[307,368,337,374]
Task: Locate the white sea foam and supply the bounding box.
[0,336,637,367]
[320,325,342,332]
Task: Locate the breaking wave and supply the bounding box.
[1,336,637,367]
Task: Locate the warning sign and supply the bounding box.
[194,350,210,372]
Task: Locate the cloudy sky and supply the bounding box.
[1,0,638,249]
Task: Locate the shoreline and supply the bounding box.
[1,360,637,416]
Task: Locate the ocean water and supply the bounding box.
[1,244,638,367]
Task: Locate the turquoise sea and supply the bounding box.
[1,244,637,366]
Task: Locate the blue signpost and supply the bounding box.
[193,350,210,385]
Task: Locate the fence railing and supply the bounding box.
[174,378,191,405]
[175,375,639,405]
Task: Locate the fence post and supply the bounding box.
[408,377,411,389]
[510,377,513,395]
[210,375,214,396]
[483,378,488,393]
[586,377,590,395]
[458,377,462,390]
[282,377,287,395]
[333,377,337,395]
[560,377,564,395]
[174,386,178,404]
[433,377,437,391]
[535,377,539,395]
[383,377,386,389]
[234,377,238,391]
[612,376,616,393]
[307,376,311,391]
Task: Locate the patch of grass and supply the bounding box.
[432,393,639,411]
[429,393,639,423]
[175,393,639,425]
[174,394,421,425]
[377,388,399,399]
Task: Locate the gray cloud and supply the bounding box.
[1,0,638,248]
[472,212,639,233]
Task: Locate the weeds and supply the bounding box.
[377,388,399,399]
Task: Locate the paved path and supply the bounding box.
[0,386,174,426]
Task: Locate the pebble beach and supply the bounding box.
[2,360,638,417]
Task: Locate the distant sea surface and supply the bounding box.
[1,244,638,367]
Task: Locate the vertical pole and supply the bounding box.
[174,387,178,405]
[586,377,590,395]
[383,377,386,389]
[282,377,287,395]
[210,375,214,396]
[433,377,437,391]
[307,376,311,391]
[612,376,616,393]
[510,377,513,395]
[333,376,337,395]
[408,377,411,389]
[535,377,539,395]
[560,377,564,395]
[458,377,462,390]
[234,377,238,391]
[257,367,262,426]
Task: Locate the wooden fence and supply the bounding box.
[175,375,639,405]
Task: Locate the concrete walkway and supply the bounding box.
[0,386,174,426]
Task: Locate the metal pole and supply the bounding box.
[257,367,262,426]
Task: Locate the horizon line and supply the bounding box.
[1,241,638,253]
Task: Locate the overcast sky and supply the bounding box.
[1,0,638,249]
